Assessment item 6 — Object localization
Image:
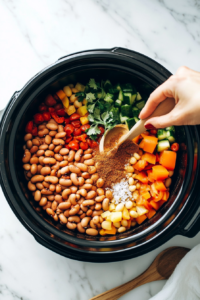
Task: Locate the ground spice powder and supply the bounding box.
[94,139,139,188]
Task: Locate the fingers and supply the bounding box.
[139,77,176,120]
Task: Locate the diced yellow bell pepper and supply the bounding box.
[104,226,117,235]
[106,214,112,221]
[62,96,69,109]
[83,99,87,105]
[99,229,107,236]
[122,207,130,220]
[101,211,111,219]
[109,203,116,212]
[77,106,88,117]
[56,89,66,100]
[65,105,76,116]
[80,116,89,125]
[136,206,148,216]
[110,212,122,223]
[75,83,85,92]
[102,221,112,230]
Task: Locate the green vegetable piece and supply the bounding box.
[120,113,129,124]
[157,140,170,152]
[166,131,176,143]
[157,129,167,140]
[104,80,112,92]
[104,93,114,103]
[89,78,98,90]
[125,118,136,130]
[132,107,140,117]
[166,126,175,132]
[86,92,96,102]
[115,99,122,107]
[121,105,132,117]
[136,92,142,101]
[136,100,145,109]
[118,90,123,101]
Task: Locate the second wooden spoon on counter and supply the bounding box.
[99,97,175,153]
[89,246,189,300]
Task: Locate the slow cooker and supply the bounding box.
[1,47,200,262]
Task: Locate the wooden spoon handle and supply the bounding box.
[89,271,162,300]
[120,97,175,143]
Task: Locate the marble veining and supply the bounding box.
[0,0,200,299]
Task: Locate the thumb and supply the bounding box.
[144,111,177,129]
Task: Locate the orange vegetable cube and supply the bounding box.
[150,200,160,210]
[142,191,151,200]
[104,225,117,235]
[152,165,169,181]
[56,90,66,100]
[141,131,149,138]
[139,139,145,149]
[160,151,177,170]
[147,170,155,183]
[143,136,158,154]
[153,191,164,202]
[135,172,149,184]
[163,191,170,201]
[146,208,156,219]
[136,215,147,224]
[133,160,148,171]
[154,181,167,191]
[142,153,156,165]
[133,135,141,144]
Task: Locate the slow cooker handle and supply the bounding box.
[178,213,200,238]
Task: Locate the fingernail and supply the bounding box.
[144,123,156,130]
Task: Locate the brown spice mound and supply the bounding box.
[94,140,139,188]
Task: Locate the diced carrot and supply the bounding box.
[146,209,156,219]
[137,199,152,210]
[151,165,169,180]
[142,191,151,200]
[136,214,147,224]
[99,229,107,236]
[104,225,117,235]
[152,191,164,202]
[154,181,167,191]
[159,151,177,170]
[133,160,148,171]
[135,172,149,184]
[163,191,170,201]
[150,200,160,210]
[140,184,151,191]
[141,131,149,138]
[142,153,156,164]
[56,90,66,100]
[132,135,141,144]
[143,136,158,154]
[139,139,145,149]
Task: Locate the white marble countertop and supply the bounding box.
[0,0,200,299]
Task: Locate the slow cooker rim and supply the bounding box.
[0,49,197,250]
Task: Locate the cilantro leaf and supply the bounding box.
[87,103,95,113]
[86,92,96,102]
[104,93,113,101]
[88,79,98,90]
[75,91,85,102]
[88,114,95,122]
[85,124,101,138]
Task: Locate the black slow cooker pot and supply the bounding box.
[1,47,200,262]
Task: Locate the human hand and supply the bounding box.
[139,66,200,129]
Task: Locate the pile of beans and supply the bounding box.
[22,117,114,236]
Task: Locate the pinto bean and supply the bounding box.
[84,159,95,166]
[83,154,92,160]
[26,140,32,149]
[34,190,41,201]
[97,188,105,196]
[40,167,51,176]
[59,148,69,155]
[59,213,68,224]
[46,208,55,216]
[62,189,71,199]
[95,203,102,210]
[45,135,52,145]
[84,149,93,154]
[86,228,98,236]
[60,166,69,175]
[59,178,72,187]
[91,173,99,182]
[68,150,75,162]
[95,195,105,202]
[45,176,58,184]
[92,210,103,217]
[39,197,47,206]
[77,189,87,197]
[36,183,44,190]
[74,149,83,161]
[23,164,31,171]
[82,172,90,179]
[93,216,100,224]
[28,181,36,191]
[102,198,109,211]
[39,144,48,150]
[52,139,65,146]
[49,130,57,137]
[66,222,77,230]
[43,157,56,164]
[86,209,93,216]
[54,145,63,153]
[70,173,84,186]
[54,194,63,203]
[81,217,91,227]
[96,178,105,188]
[77,223,85,233]
[31,175,44,183]
[41,189,53,195]
[86,191,97,199]
[82,184,92,190]
[49,184,56,192]
[30,157,39,164]
[51,200,58,211]
[47,195,55,201]
[22,151,31,163]
[56,184,62,194]
[55,132,66,139]
[88,166,97,174]
[32,139,40,146]
[49,143,55,150]
[46,123,58,130]
[38,128,49,137]
[30,164,38,175]
[69,165,81,174]
[24,133,32,141]
[58,202,71,210]
[70,186,78,193]
[69,204,80,215]
[68,216,80,223]
[38,156,45,165]
[68,194,77,205]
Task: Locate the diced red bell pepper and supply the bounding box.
[80,142,89,150]
[91,140,98,148]
[64,144,70,149]
[156,153,160,163]
[75,134,87,142]
[45,94,57,107]
[65,136,73,143]
[38,103,47,113]
[65,118,70,124]
[71,120,81,128]
[42,112,51,121]
[48,107,55,113]
[64,124,74,136]
[68,140,79,150]
[25,121,33,133]
[81,124,90,132]
[33,113,44,124]
[98,126,105,135]
[73,128,82,136]
[69,113,81,121]
[54,103,63,110]
[56,108,66,117]
[150,129,157,135]
[32,126,38,136]
[86,138,93,148]
[51,112,65,124]
[171,143,179,152]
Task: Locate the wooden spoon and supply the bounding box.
[99,97,175,153]
[89,246,189,300]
